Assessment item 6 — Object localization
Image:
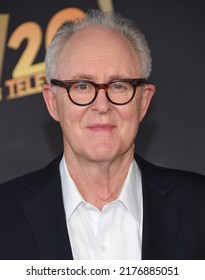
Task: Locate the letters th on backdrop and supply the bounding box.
[0,0,205,183]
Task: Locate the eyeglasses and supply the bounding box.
[51,78,147,106]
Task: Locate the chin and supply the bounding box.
[87,147,116,163]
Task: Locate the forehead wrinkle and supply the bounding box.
[69,47,122,67]
[66,50,139,81]
[71,73,135,82]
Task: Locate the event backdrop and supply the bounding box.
[1,0,205,183]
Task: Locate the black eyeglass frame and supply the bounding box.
[50,78,147,106]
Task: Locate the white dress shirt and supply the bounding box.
[59,155,143,259]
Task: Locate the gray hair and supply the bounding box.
[45,9,152,81]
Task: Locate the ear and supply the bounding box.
[42,84,59,121]
[139,84,155,122]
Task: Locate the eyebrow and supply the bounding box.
[71,74,95,80]
[70,74,132,81]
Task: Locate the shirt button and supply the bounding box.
[101,245,106,252]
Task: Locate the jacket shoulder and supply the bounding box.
[135,154,205,194]
[0,154,62,203]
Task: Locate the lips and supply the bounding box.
[87,123,116,131]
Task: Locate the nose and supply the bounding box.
[91,88,112,113]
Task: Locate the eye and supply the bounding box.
[113,83,123,89]
[110,82,130,92]
[75,82,89,90]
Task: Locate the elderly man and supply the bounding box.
[0,9,205,260]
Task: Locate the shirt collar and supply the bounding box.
[60,155,84,221]
[117,160,142,225]
[60,155,142,225]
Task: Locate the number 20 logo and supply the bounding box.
[0,8,85,80]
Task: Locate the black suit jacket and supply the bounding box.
[0,154,205,260]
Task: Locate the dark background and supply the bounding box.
[1,0,205,183]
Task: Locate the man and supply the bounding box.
[0,9,205,260]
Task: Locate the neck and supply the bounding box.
[64,147,134,210]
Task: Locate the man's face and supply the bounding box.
[43,26,155,163]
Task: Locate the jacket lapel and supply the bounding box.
[23,156,73,259]
[135,155,183,259]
